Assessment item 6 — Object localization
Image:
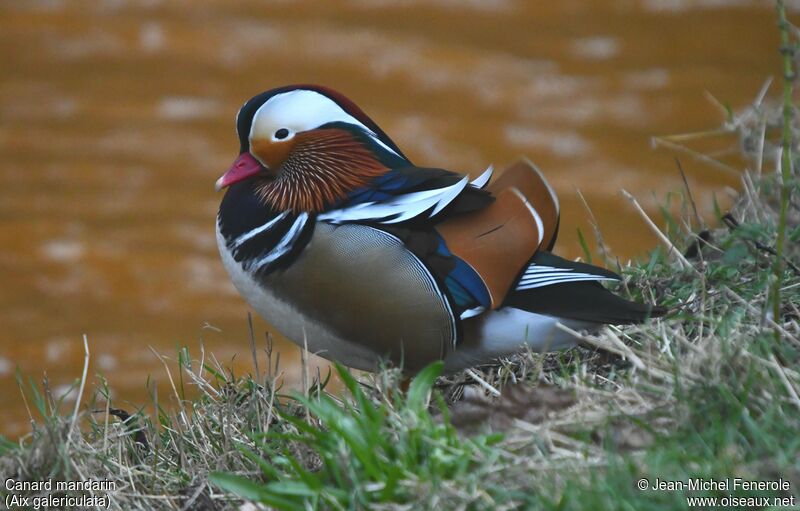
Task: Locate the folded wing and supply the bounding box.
[436,159,560,309]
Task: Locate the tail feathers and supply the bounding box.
[503,280,665,324]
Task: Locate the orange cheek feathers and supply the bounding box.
[250,138,296,173]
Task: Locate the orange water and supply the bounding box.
[0,0,786,437]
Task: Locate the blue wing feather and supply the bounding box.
[436,237,491,310]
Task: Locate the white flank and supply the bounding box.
[444,308,597,373]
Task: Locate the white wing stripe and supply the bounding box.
[470,165,493,189]
[518,273,610,285]
[509,188,544,245]
[319,177,469,225]
[430,176,469,216]
[516,262,619,290]
[524,265,574,274]
[516,275,616,291]
[531,207,544,245]
[518,271,599,282]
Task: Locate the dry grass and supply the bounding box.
[3,14,800,509]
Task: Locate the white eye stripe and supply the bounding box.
[249,90,400,158]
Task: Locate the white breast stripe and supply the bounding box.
[470,165,493,189]
[252,213,309,271]
[319,176,469,225]
[232,211,290,248]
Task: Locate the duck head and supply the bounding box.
[216,85,409,212]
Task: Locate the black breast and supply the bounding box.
[217,181,315,274]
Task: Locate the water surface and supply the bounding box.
[0,0,786,436]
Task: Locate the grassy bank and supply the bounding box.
[3,11,800,511]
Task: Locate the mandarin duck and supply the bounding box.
[215,85,662,374]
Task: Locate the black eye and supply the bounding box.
[275,128,290,140]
